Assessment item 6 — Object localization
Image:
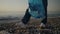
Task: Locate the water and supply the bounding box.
[48,14,60,17]
[0,11,60,17]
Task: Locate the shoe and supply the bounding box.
[39,23,46,29]
[15,22,27,28]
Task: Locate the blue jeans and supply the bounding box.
[22,0,48,24]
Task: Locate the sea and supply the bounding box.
[0,11,60,23]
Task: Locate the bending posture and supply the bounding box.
[17,0,48,28]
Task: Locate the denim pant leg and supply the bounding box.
[41,0,48,24]
[41,7,47,24]
[21,9,31,24]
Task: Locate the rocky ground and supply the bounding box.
[0,17,60,34]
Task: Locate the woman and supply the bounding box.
[16,0,48,28]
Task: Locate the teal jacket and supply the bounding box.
[28,0,48,18]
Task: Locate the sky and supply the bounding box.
[0,0,60,16]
